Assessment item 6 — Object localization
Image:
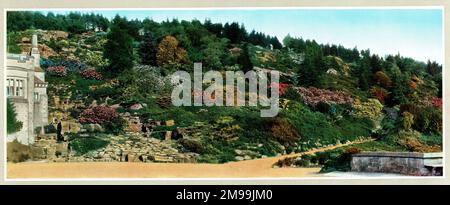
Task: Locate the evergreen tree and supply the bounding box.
[139,31,158,66]
[104,15,135,76]
[237,43,253,72]
[7,99,22,134]
[270,37,283,49]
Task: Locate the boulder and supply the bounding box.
[165,131,172,141]
[165,120,175,127]
[130,103,143,110]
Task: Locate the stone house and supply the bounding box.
[6,34,48,145]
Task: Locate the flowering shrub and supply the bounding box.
[352,98,383,121]
[297,87,353,106]
[79,106,125,134]
[81,69,103,80]
[269,83,290,95]
[41,58,87,72]
[79,106,118,124]
[370,87,388,104]
[431,97,442,109]
[46,66,67,77]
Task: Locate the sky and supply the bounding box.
[41,8,443,63]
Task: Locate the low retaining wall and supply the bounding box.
[351,152,442,176]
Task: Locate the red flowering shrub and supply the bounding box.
[81,69,103,80]
[431,97,442,109]
[47,66,67,77]
[296,87,353,106]
[269,83,289,95]
[370,87,388,104]
[79,106,118,124]
[408,80,417,90]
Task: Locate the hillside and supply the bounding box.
[6,12,443,172]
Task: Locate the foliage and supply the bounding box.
[237,43,253,72]
[402,111,414,131]
[139,31,158,66]
[314,147,361,173]
[7,140,33,162]
[104,15,135,76]
[81,69,103,80]
[41,58,88,72]
[370,87,388,104]
[156,35,188,73]
[70,137,109,156]
[352,98,383,121]
[79,106,118,124]
[79,106,126,134]
[374,71,392,87]
[297,87,353,106]
[46,66,67,77]
[269,118,300,146]
[7,99,23,134]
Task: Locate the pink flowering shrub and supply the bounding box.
[79,106,126,134]
[431,97,442,109]
[79,106,118,124]
[296,87,353,106]
[81,69,103,80]
[47,66,67,77]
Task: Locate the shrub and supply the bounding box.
[42,58,87,72]
[269,83,289,96]
[7,140,32,163]
[430,97,442,109]
[179,138,204,153]
[79,106,118,124]
[374,71,392,87]
[81,69,103,80]
[269,118,300,145]
[352,98,383,121]
[370,87,388,104]
[282,86,302,101]
[70,137,109,156]
[402,111,414,131]
[400,104,442,134]
[273,157,296,167]
[46,66,67,77]
[79,106,125,134]
[316,147,360,173]
[297,87,353,106]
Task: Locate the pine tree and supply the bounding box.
[7,99,22,134]
[237,43,253,72]
[103,15,135,76]
[139,31,158,66]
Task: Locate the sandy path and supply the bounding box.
[7,140,371,178]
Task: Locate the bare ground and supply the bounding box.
[7,140,371,178]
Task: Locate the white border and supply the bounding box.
[3,6,446,183]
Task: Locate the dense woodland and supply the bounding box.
[7,11,443,170]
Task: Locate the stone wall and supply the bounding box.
[351,152,443,176]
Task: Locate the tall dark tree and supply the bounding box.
[104,15,135,75]
[370,54,382,73]
[270,37,283,49]
[139,31,158,66]
[298,40,325,86]
[238,43,253,72]
[223,22,247,44]
[7,99,22,134]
